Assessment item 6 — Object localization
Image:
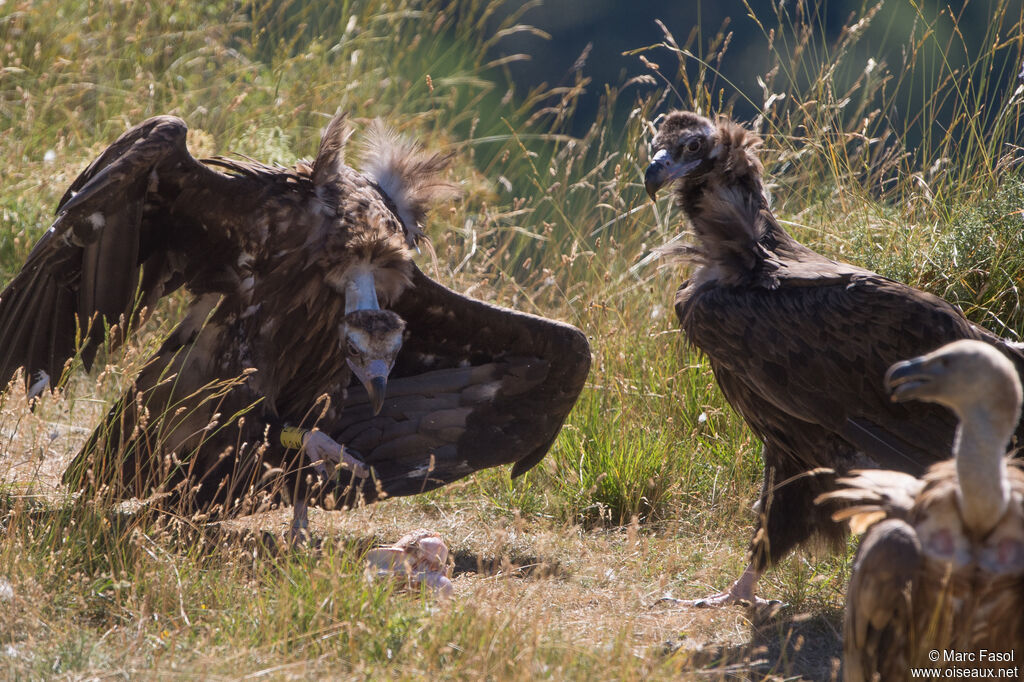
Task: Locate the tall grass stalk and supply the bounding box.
[1,0,1022,677]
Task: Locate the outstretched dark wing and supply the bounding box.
[0,116,242,389]
[327,266,590,502]
[677,272,1019,472]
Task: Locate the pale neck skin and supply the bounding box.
[345,266,380,313]
[953,405,1013,536]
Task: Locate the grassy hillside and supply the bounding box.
[0,0,1022,678]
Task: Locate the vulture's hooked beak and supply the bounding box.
[347,357,391,415]
[367,376,387,415]
[362,358,390,415]
[885,358,933,402]
[644,149,701,200]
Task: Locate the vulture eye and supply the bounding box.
[686,139,702,153]
[347,340,361,357]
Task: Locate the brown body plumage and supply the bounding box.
[820,341,1024,681]
[0,114,590,531]
[644,111,1024,606]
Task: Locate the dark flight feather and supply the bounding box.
[0,114,589,520]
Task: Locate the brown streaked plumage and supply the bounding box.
[0,114,589,533]
[819,341,1024,681]
[644,111,1024,608]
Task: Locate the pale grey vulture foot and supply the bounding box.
[288,434,370,545]
[299,429,370,481]
[26,370,50,401]
[658,564,785,610]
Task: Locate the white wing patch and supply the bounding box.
[86,212,106,230]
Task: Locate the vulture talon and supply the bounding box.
[302,431,369,480]
[337,447,370,480]
[27,370,50,400]
[654,565,784,610]
[679,594,780,610]
[654,593,784,611]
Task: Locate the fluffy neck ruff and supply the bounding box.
[669,119,796,288]
[325,232,414,310]
[359,121,457,248]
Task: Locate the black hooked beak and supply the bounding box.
[356,358,390,416]
[367,376,387,415]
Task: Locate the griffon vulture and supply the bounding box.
[0,114,590,537]
[820,340,1024,681]
[644,111,1024,607]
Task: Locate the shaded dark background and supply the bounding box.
[486,0,1022,138]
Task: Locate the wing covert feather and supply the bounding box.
[677,273,994,470]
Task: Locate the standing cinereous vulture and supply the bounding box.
[819,340,1024,681]
[0,114,590,537]
[644,111,1024,607]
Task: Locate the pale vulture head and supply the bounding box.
[342,308,405,415]
[342,264,406,415]
[886,339,1022,537]
[885,339,1022,426]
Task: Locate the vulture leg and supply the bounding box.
[672,446,835,608]
[287,432,370,545]
[288,500,310,546]
[26,370,50,400]
[688,564,761,607]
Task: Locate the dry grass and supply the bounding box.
[1,0,1023,678]
[2,441,845,679]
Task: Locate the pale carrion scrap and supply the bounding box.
[644,111,1024,608]
[820,340,1024,680]
[365,528,454,598]
[0,113,590,537]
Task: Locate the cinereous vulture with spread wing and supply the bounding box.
[0,114,590,537]
[820,340,1024,681]
[644,111,1024,608]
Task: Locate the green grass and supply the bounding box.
[1,0,1023,678]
